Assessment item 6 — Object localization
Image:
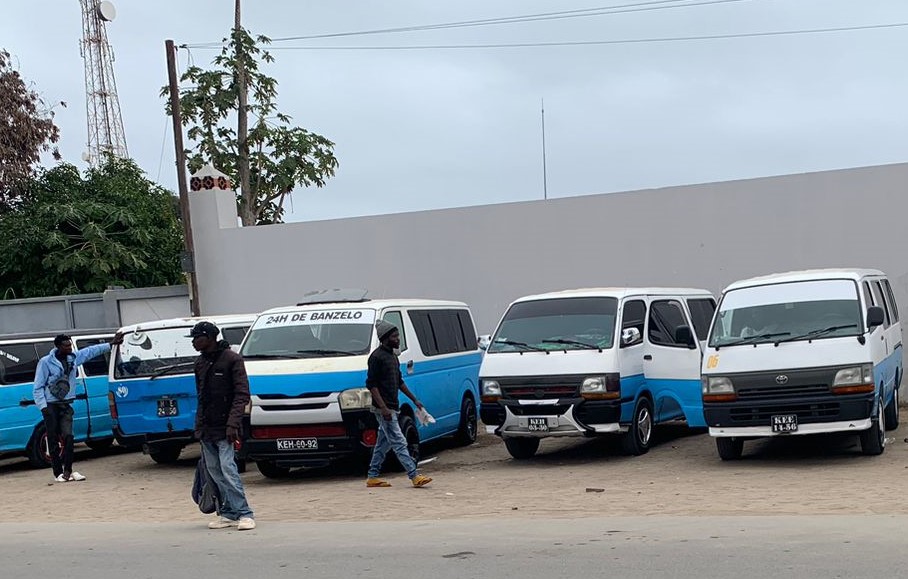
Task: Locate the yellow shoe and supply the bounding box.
[366,478,391,487]
[411,474,433,487]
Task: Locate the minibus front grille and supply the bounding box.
[729,402,840,422]
[736,384,831,400]
[496,375,584,400]
[257,392,334,400]
[508,404,572,416]
[259,403,331,411]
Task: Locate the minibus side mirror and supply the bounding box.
[674,325,697,349]
[866,306,885,330]
[477,334,491,351]
[621,327,642,347]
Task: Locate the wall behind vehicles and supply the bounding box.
[190,163,908,339]
[0,286,189,334]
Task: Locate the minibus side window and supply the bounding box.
[456,310,478,350]
[871,281,891,328]
[222,326,249,348]
[686,298,716,341]
[409,309,473,356]
[0,342,44,385]
[621,300,646,347]
[382,311,408,352]
[76,338,111,377]
[648,300,689,348]
[863,282,875,308]
[883,280,900,322]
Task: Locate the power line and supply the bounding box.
[185,0,754,48]
[233,22,908,51]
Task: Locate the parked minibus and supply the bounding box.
[702,269,902,459]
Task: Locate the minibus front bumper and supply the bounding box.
[113,426,196,451]
[483,398,623,438]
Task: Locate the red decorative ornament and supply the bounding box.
[190,177,202,191]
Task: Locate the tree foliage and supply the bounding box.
[169,28,339,225]
[0,49,62,210]
[0,158,184,298]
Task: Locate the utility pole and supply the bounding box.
[235,0,252,224]
[165,39,201,316]
[541,98,548,201]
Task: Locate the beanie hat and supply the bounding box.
[375,320,398,341]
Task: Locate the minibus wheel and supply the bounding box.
[884,387,899,430]
[860,396,886,456]
[26,423,63,469]
[620,397,653,456]
[504,437,540,459]
[716,437,744,461]
[148,443,182,464]
[453,395,478,446]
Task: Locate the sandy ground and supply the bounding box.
[2,422,908,523]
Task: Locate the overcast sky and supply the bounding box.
[3,0,907,222]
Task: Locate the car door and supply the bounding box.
[73,336,113,440]
[0,341,45,453]
[618,297,647,421]
[643,298,705,427]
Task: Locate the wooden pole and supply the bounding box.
[165,39,201,316]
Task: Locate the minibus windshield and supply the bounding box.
[241,308,376,359]
[488,297,617,353]
[115,327,197,378]
[709,280,862,348]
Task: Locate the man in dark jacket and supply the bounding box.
[365,320,432,488]
[190,321,256,531]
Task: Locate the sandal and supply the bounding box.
[366,478,391,487]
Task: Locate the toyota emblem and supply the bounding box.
[775,375,789,385]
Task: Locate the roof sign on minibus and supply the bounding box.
[253,309,376,330]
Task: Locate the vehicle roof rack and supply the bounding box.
[296,288,370,306]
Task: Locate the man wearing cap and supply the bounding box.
[365,319,433,488]
[34,331,124,482]
[189,321,256,531]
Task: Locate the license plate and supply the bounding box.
[771,414,798,433]
[156,398,178,417]
[528,417,549,432]
[276,438,318,451]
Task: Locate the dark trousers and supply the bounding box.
[44,403,74,476]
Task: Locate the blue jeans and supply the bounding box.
[367,410,418,479]
[201,439,254,521]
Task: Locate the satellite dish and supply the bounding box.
[97,1,117,22]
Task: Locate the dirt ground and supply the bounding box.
[3,422,908,523]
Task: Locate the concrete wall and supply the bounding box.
[190,163,908,335]
[0,286,190,334]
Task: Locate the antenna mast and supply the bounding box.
[80,0,128,165]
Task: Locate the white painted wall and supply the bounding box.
[189,163,908,336]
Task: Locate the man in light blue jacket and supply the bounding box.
[33,332,123,482]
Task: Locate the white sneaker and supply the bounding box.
[208,517,239,529]
[237,517,256,531]
[69,472,86,481]
[54,474,68,483]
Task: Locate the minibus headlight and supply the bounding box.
[703,376,735,395]
[338,388,372,410]
[481,380,501,396]
[581,374,620,400]
[833,364,873,387]
[581,376,606,393]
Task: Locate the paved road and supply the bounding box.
[2,516,902,578]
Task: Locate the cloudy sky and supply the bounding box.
[3,0,907,222]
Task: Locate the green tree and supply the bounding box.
[0,49,62,210]
[0,158,184,298]
[169,27,339,225]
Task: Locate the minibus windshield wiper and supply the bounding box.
[715,332,790,349]
[493,339,547,352]
[149,361,196,380]
[297,349,357,356]
[542,338,601,351]
[775,324,857,344]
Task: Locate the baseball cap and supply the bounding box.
[187,321,220,339]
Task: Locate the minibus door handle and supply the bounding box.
[406,360,414,375]
[643,355,653,361]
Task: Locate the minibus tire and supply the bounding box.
[884,387,899,430]
[716,437,744,461]
[148,444,182,464]
[620,397,653,456]
[26,423,62,469]
[256,460,291,478]
[860,397,886,456]
[86,438,114,453]
[453,395,478,446]
[504,437,539,459]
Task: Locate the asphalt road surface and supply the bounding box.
[2,516,903,579]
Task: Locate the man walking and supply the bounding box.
[190,321,256,531]
[34,332,123,482]
[365,320,432,488]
